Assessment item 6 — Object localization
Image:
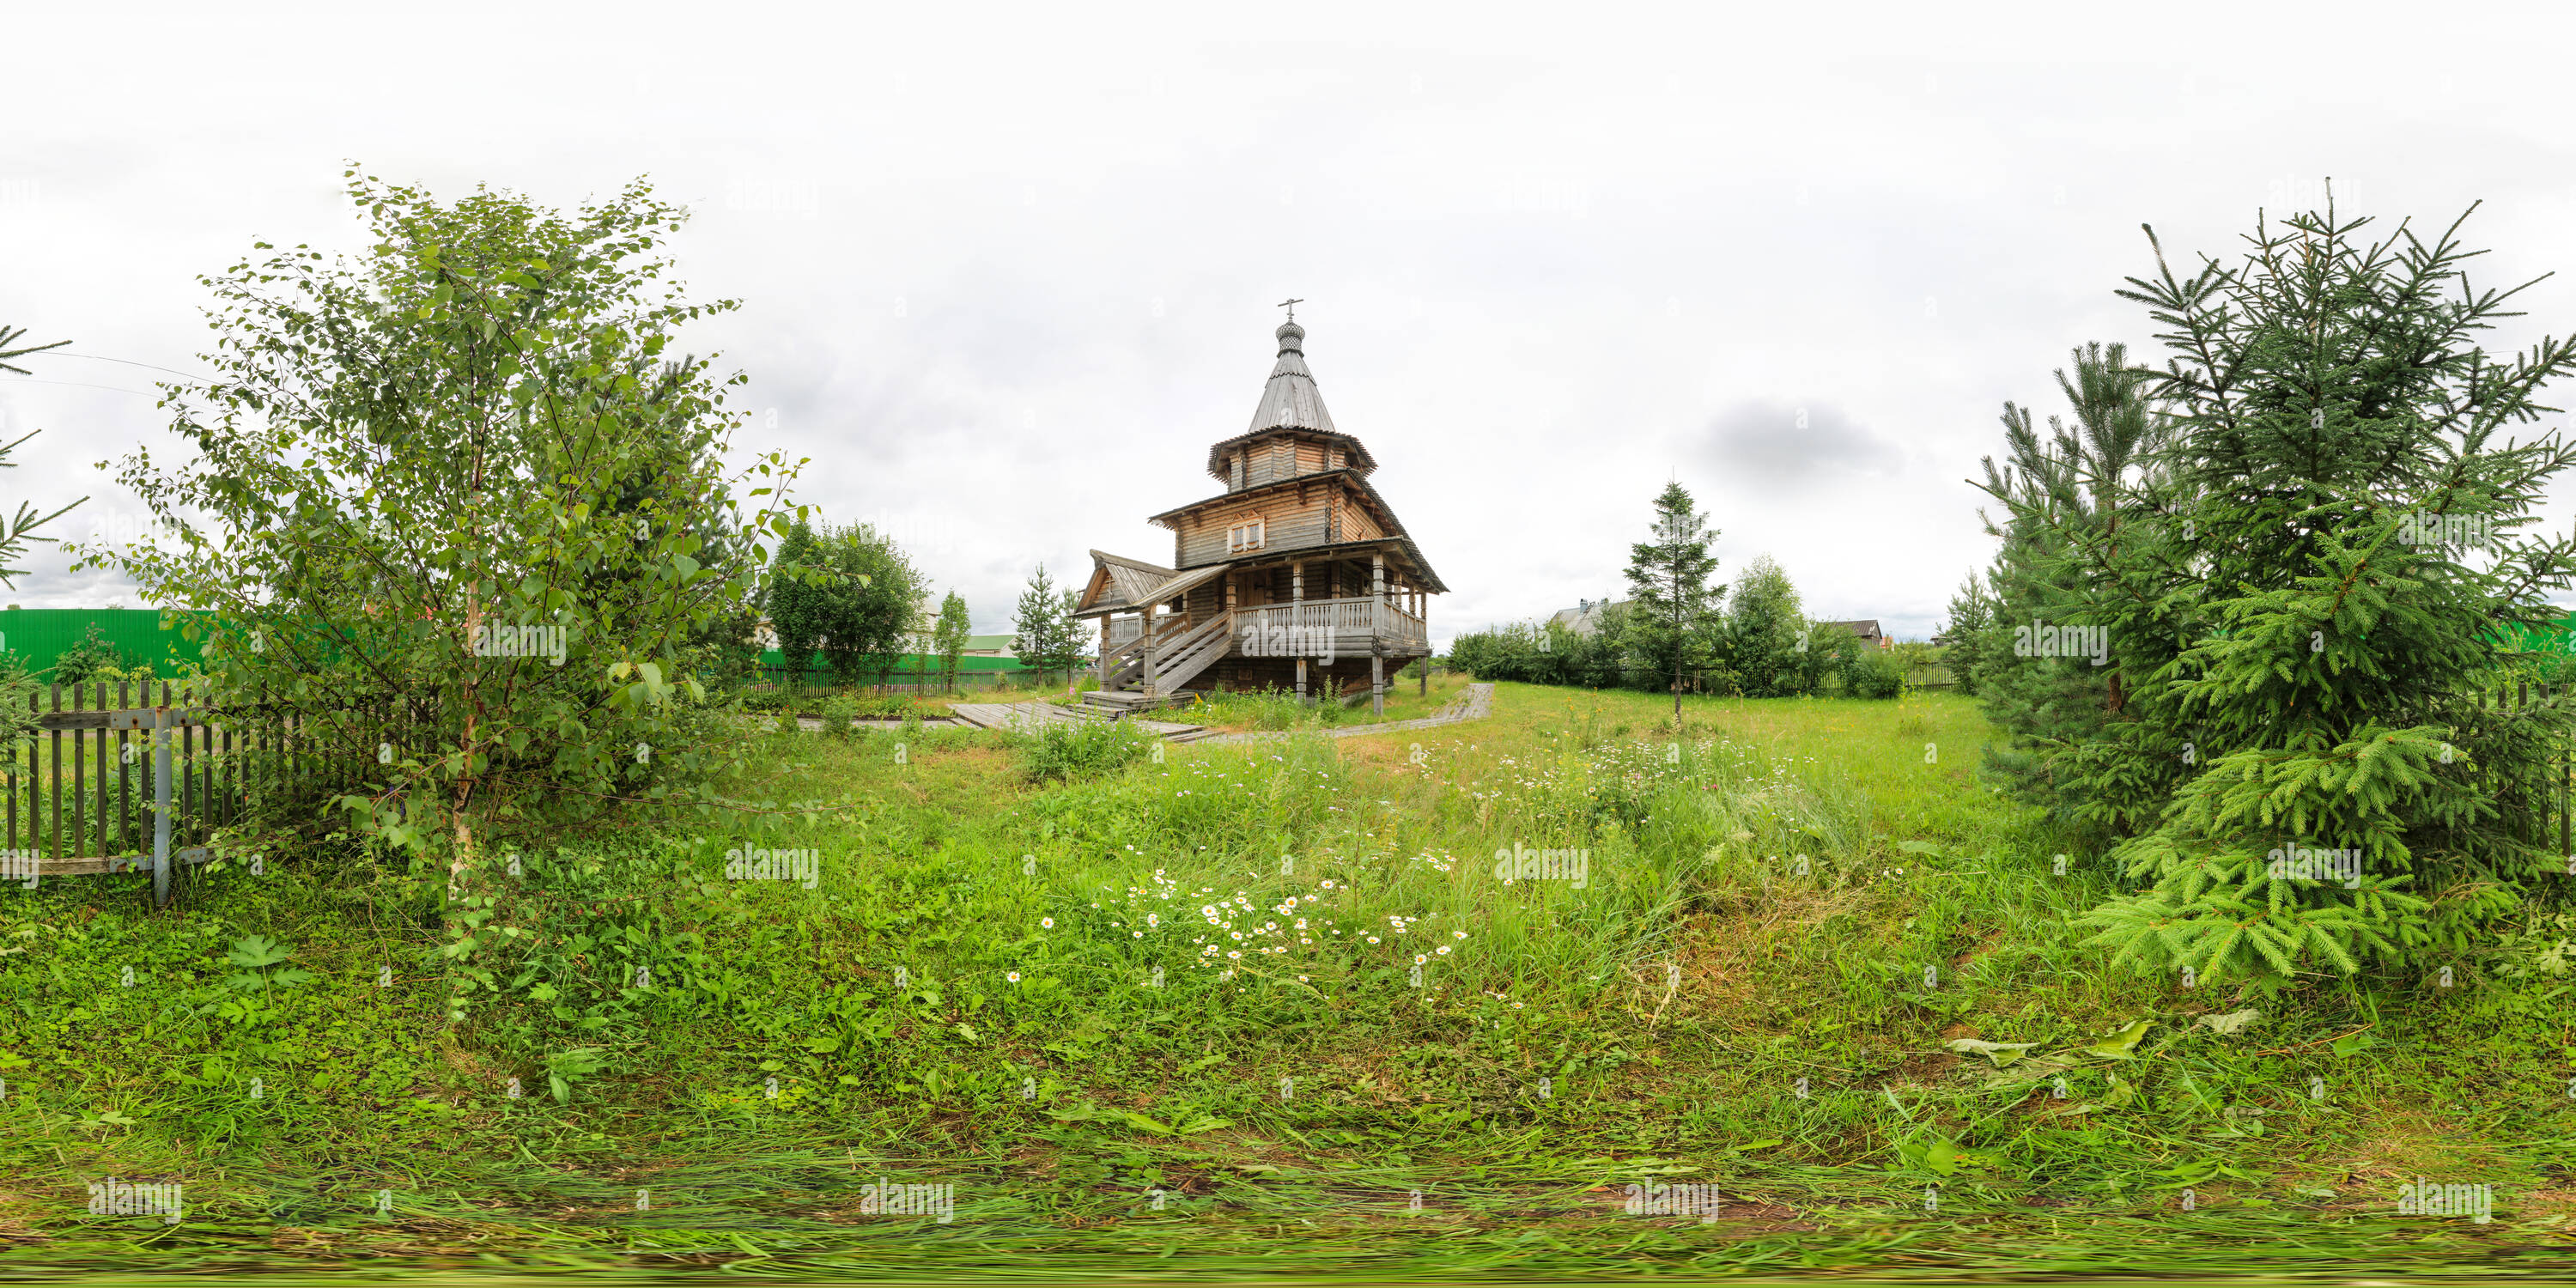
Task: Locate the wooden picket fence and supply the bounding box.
[6,680,377,879]
[2481,679,2572,859]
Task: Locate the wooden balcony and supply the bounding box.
[1231,597,1426,655]
[1101,595,1428,658]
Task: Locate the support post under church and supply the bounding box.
[1292,558,1307,704]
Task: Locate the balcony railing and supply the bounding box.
[1103,596,1426,661]
[1231,597,1426,652]
[1103,615,1172,648]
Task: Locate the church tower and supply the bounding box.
[1073,308,1443,713]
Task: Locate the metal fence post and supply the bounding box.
[152,707,172,909]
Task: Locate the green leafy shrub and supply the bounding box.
[1018,718,1154,784]
[91,171,802,874]
[51,623,126,685]
[820,691,861,739]
[1841,647,1905,699]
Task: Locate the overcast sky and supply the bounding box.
[9,3,2576,647]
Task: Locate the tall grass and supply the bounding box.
[2,684,2567,1272]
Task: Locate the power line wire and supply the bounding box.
[52,352,210,382]
[0,376,159,398]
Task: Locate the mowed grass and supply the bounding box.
[1174,668,1474,731]
[0,683,2570,1277]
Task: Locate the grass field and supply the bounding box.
[2,683,2570,1279]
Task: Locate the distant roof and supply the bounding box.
[963,634,1017,652]
[1549,598,1631,635]
[1825,620,1884,637]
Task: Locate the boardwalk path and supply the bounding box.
[827,683,1497,746]
[944,702,1207,740]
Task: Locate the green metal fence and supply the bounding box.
[0,608,202,679]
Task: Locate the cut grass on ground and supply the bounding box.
[1,683,2568,1275]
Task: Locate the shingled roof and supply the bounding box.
[1203,320,1377,481]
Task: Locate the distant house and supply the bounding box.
[1825,619,1893,650]
[1548,597,1631,636]
[963,634,1018,658]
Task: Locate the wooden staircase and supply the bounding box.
[1086,611,1233,713]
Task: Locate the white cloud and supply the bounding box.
[8,2,2576,651]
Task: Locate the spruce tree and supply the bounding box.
[1937,572,1996,697]
[0,324,83,588]
[1012,563,1084,686]
[1623,482,1724,720]
[2003,197,2576,987]
[1970,343,2172,831]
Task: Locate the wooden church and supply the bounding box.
[1075,308,1443,714]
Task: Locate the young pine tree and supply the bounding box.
[1971,342,2173,831]
[1937,572,1996,698]
[1012,563,1084,686]
[2026,199,2576,987]
[1624,482,1724,720]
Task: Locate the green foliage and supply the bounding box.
[768,519,923,689]
[0,652,33,751]
[1985,198,2576,986]
[1939,573,1997,697]
[1012,562,1085,684]
[1622,483,1724,702]
[766,517,831,690]
[2,684,2567,1268]
[823,525,924,686]
[933,590,971,694]
[1969,343,2159,828]
[819,690,863,739]
[1446,615,1640,690]
[1719,555,1811,696]
[48,622,126,685]
[0,324,85,591]
[1839,643,1905,699]
[1016,716,1154,783]
[1187,683,1373,730]
[88,168,801,871]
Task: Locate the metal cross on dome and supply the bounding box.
[1277,297,1303,322]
